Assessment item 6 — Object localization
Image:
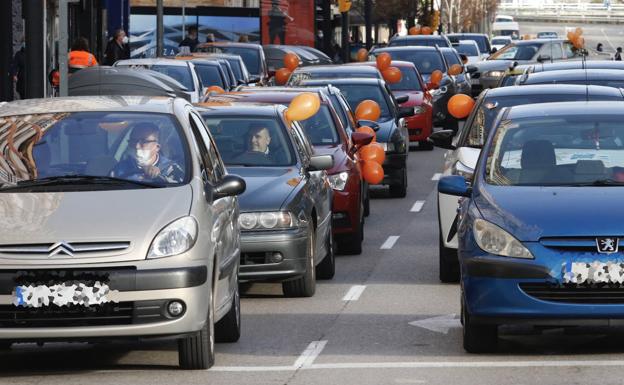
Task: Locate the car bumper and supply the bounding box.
[405,112,432,142]
[382,152,407,185]
[0,265,210,340]
[239,227,308,282]
[332,176,361,236]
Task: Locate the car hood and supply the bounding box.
[374,119,397,143]
[0,186,192,262]
[392,90,425,106]
[229,167,302,211]
[313,145,347,174]
[474,185,624,241]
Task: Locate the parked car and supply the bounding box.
[205,87,373,254]
[388,35,452,48]
[429,84,624,282]
[288,64,382,86]
[517,69,624,88]
[197,103,335,296]
[439,47,472,96]
[296,45,333,64]
[490,36,512,52]
[0,96,246,369]
[455,40,482,64]
[263,44,323,76]
[177,57,232,91]
[447,33,492,60]
[536,31,558,39]
[300,78,412,197]
[439,101,624,352]
[190,52,252,86]
[196,42,269,85]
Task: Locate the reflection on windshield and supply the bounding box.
[382,51,445,74]
[0,112,188,191]
[336,84,392,121]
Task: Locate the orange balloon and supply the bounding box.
[448,64,462,76]
[355,100,381,122]
[376,52,392,71]
[357,48,369,62]
[430,70,443,85]
[285,92,321,121]
[447,94,475,119]
[573,35,585,49]
[207,85,225,94]
[359,143,385,165]
[356,126,377,142]
[362,160,384,185]
[275,67,292,85]
[408,26,421,35]
[421,26,432,35]
[284,52,300,71]
[382,66,402,84]
[566,31,576,41]
[575,27,583,36]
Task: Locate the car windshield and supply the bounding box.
[148,65,194,91]
[492,38,510,45]
[489,43,541,60]
[226,59,244,82]
[0,112,189,191]
[194,64,224,89]
[381,51,445,74]
[485,114,624,186]
[464,94,624,148]
[298,105,340,145]
[457,44,479,56]
[200,47,261,76]
[389,38,449,47]
[335,84,393,121]
[201,115,295,166]
[442,51,461,66]
[388,66,423,91]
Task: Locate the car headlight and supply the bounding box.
[484,70,505,78]
[148,216,198,258]
[238,211,299,230]
[413,106,426,114]
[452,160,474,180]
[377,142,396,153]
[473,219,534,259]
[328,171,349,191]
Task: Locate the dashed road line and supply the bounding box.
[293,340,328,368]
[380,236,399,250]
[342,285,366,301]
[431,173,442,181]
[410,200,426,212]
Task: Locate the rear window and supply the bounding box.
[389,37,450,48]
[457,44,479,56]
[117,64,194,91]
[200,46,261,76]
[298,105,340,145]
[492,38,510,45]
[442,51,461,66]
[388,67,423,91]
[194,64,224,89]
[335,84,393,121]
[379,51,445,74]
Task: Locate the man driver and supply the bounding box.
[111,123,184,183]
[234,125,273,164]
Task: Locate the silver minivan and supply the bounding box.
[0,96,245,369]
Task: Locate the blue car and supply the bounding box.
[439,101,624,353]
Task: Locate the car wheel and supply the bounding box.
[283,228,316,297]
[389,167,408,198]
[364,189,370,217]
[316,223,335,279]
[178,288,215,369]
[419,140,434,151]
[462,298,498,353]
[339,204,364,255]
[215,282,241,343]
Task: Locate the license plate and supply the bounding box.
[471,78,480,85]
[562,261,624,284]
[13,282,117,308]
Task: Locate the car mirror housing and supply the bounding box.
[352,131,374,147]
[395,95,409,104]
[428,129,456,150]
[398,106,415,118]
[438,175,471,197]
[536,54,551,63]
[466,65,478,74]
[212,175,246,200]
[308,154,334,171]
[357,119,380,131]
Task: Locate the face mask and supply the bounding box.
[122,36,129,44]
[134,149,152,166]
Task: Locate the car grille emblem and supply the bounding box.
[596,238,619,254]
[48,241,75,257]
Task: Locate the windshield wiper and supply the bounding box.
[559,179,624,187]
[0,175,160,190]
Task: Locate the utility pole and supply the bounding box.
[0,1,12,101]
[341,11,349,63]
[58,0,80,97]
[156,0,164,57]
[322,0,332,55]
[24,0,45,99]
[365,0,372,49]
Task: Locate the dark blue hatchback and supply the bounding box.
[439,101,624,353]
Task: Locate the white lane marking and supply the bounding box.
[210,359,624,372]
[408,314,461,334]
[410,200,426,212]
[380,236,399,250]
[601,28,616,51]
[293,340,328,368]
[395,380,427,384]
[342,285,366,301]
[431,173,442,181]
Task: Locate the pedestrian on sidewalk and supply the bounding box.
[179,26,199,53]
[597,43,603,52]
[69,37,98,73]
[615,47,622,61]
[11,42,25,99]
[104,29,130,65]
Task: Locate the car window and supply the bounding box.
[148,65,195,91]
[0,112,189,190]
[539,43,563,60]
[389,37,449,47]
[194,64,225,89]
[388,66,423,91]
[334,84,393,121]
[485,114,624,186]
[188,112,217,183]
[379,50,446,74]
[290,121,314,161]
[457,44,479,56]
[200,46,261,76]
[492,38,510,45]
[200,115,295,167]
[489,43,541,60]
[442,51,461,66]
[298,105,340,145]
[563,42,576,58]
[226,59,243,82]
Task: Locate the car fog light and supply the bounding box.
[167,301,185,317]
[270,252,284,263]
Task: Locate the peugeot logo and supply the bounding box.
[48,241,75,258]
[596,238,619,254]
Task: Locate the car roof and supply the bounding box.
[300,78,384,86]
[523,69,624,82]
[205,90,330,105]
[392,35,447,40]
[505,101,624,120]
[447,33,488,38]
[0,96,176,117]
[346,60,416,68]
[513,38,565,45]
[195,102,284,116]
[485,84,623,98]
[374,46,439,53]
[292,64,380,74]
[531,60,624,72]
[492,35,512,40]
[115,58,190,67]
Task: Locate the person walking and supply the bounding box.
[179,26,199,53]
[69,37,98,73]
[597,43,604,52]
[268,0,293,45]
[104,29,130,65]
[615,47,622,61]
[11,42,25,99]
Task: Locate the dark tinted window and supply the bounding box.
[298,105,340,145]
[457,44,479,56]
[442,51,461,66]
[194,65,224,89]
[335,84,392,121]
[226,59,243,81]
[388,67,422,91]
[202,47,260,75]
[382,50,446,74]
[389,37,450,47]
[490,43,542,60]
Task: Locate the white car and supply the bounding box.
[456,40,481,64]
[490,36,512,52]
[114,58,203,103]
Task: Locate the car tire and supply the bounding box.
[363,183,370,217]
[283,228,316,297]
[339,204,364,255]
[419,140,434,151]
[215,283,241,343]
[389,167,408,198]
[178,288,215,369]
[316,223,335,279]
[462,298,498,353]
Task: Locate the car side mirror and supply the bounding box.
[398,106,414,118]
[537,54,551,63]
[459,54,468,64]
[308,154,334,171]
[351,131,374,147]
[466,65,478,74]
[438,175,471,197]
[395,95,409,104]
[212,175,246,200]
[491,47,498,54]
[428,129,456,150]
[357,119,380,131]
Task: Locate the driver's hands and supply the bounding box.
[144,165,161,178]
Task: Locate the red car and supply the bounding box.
[348,60,434,150]
[203,87,373,254]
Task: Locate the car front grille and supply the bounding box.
[520,283,624,304]
[0,241,131,259]
[539,237,620,253]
